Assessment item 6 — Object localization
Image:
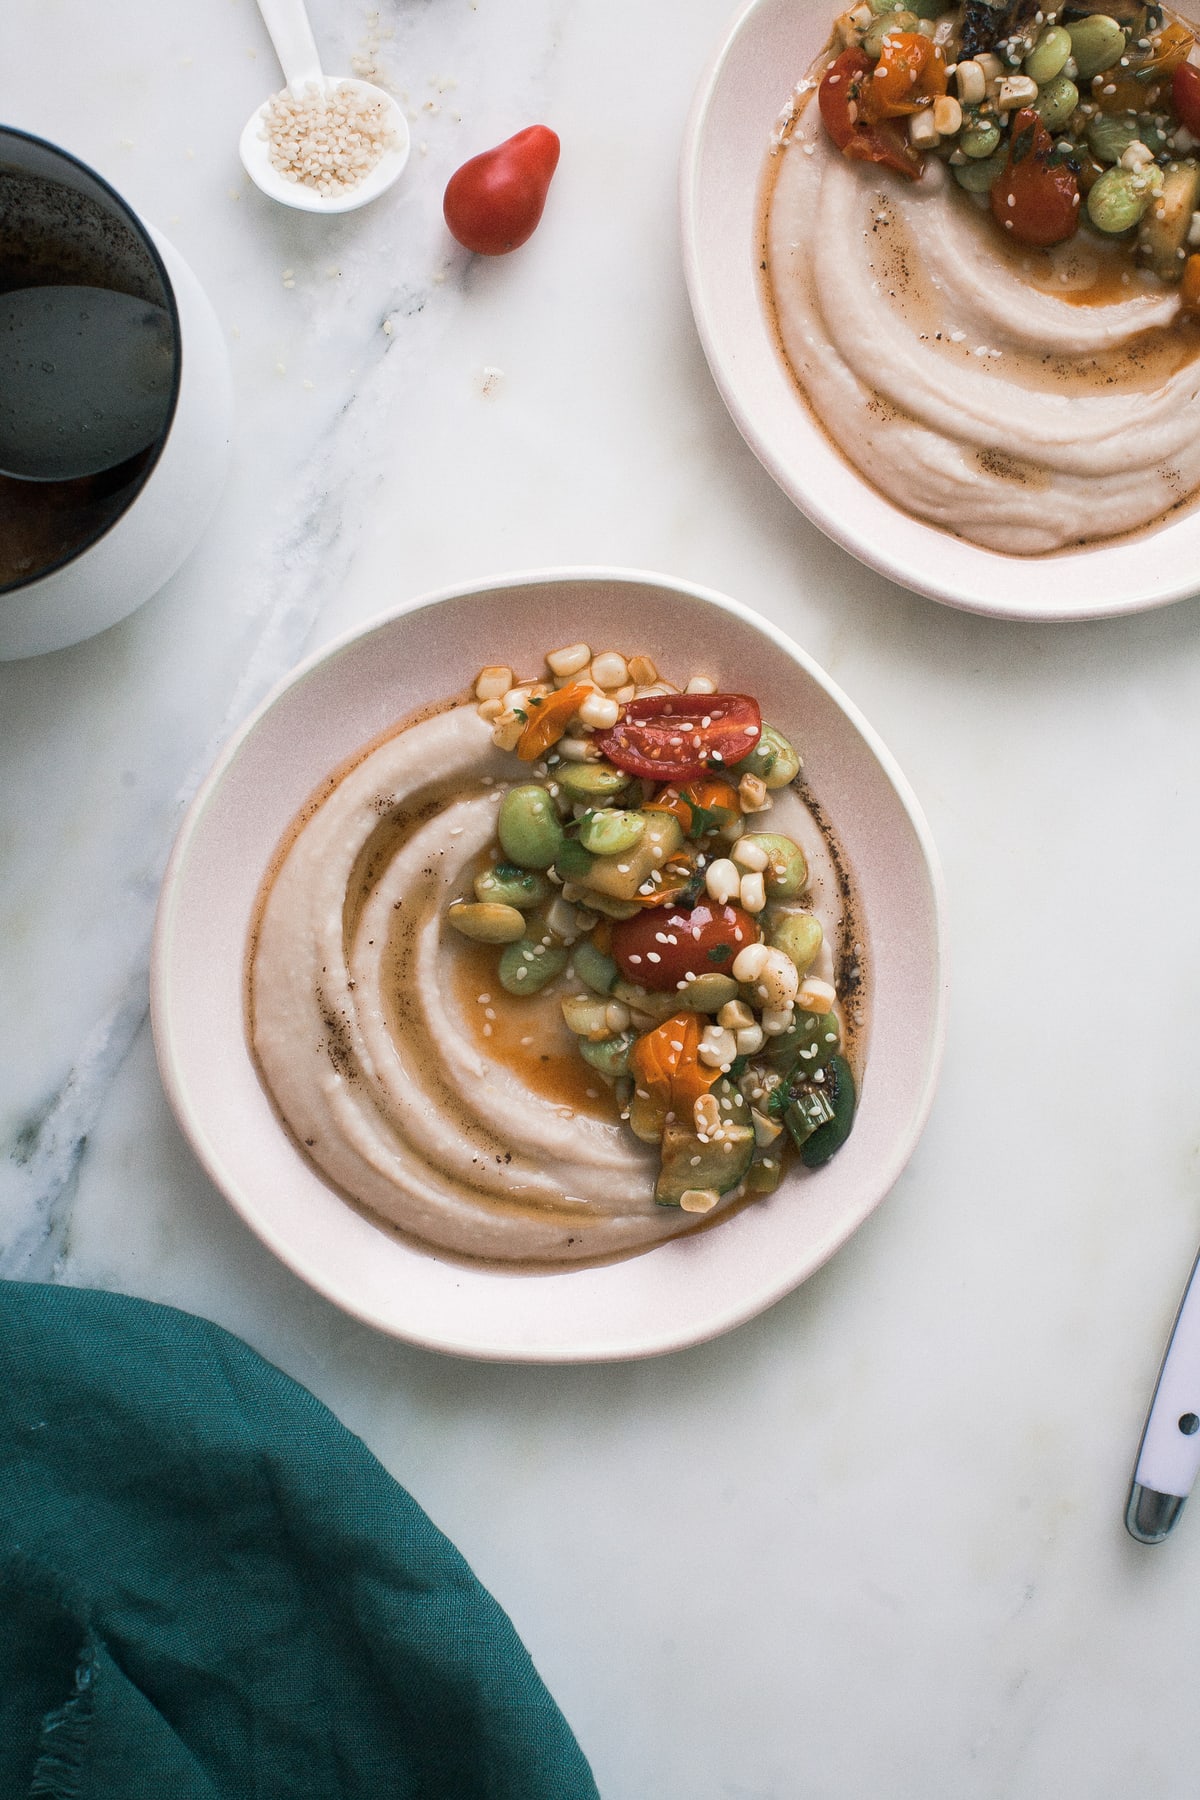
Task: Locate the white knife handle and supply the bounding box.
[1127,1249,1200,1543]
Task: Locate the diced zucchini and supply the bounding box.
[799,1055,858,1168]
[782,1087,837,1151]
[1138,160,1200,283]
[579,813,683,901]
[655,1120,754,1207]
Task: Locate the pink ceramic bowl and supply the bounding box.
[681,0,1200,621]
[151,569,946,1361]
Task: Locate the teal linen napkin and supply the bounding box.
[0,1280,599,1800]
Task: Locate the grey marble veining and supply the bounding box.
[6,2,1200,1797]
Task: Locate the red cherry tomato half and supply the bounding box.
[989,109,1079,248]
[611,901,761,992]
[818,49,924,181]
[593,693,762,783]
[1173,61,1200,136]
[443,126,561,256]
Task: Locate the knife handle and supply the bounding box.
[1127,1248,1200,1544]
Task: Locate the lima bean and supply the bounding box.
[863,8,918,56]
[954,151,1006,193]
[556,760,630,799]
[446,901,527,944]
[1033,74,1079,132]
[578,808,646,857]
[579,1031,636,1079]
[1087,164,1153,232]
[677,972,740,1013]
[769,911,824,977]
[743,833,807,899]
[498,784,566,870]
[1066,13,1126,79]
[732,723,801,790]
[960,116,1002,160]
[572,939,618,995]
[1086,112,1139,164]
[473,863,549,909]
[497,939,569,995]
[1024,24,1072,85]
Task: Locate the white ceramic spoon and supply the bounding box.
[238,0,410,214]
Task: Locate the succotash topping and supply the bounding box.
[450,646,857,1217]
[821,0,1200,293]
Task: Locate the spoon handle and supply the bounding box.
[1126,1246,1200,1543]
[254,0,323,92]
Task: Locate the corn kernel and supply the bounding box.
[739,872,767,914]
[932,95,962,135]
[738,773,769,812]
[693,1093,721,1135]
[476,698,503,722]
[491,711,524,751]
[797,976,837,1014]
[751,1107,783,1147]
[547,642,591,677]
[753,948,800,1010]
[996,74,1037,110]
[475,665,513,701]
[578,692,620,730]
[732,943,768,983]
[736,1023,766,1056]
[685,674,716,694]
[731,838,768,872]
[590,652,629,690]
[628,655,658,685]
[680,1188,720,1214]
[698,1025,737,1068]
[909,108,940,148]
[761,1005,795,1037]
[718,999,755,1031]
[705,858,741,905]
[955,58,986,103]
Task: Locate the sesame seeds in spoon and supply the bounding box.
[239,0,409,214]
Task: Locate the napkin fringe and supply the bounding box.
[29,1639,95,1800]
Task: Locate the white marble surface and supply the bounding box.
[5,1,1200,1794]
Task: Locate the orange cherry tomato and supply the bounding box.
[643,776,742,838]
[990,109,1080,248]
[860,32,947,121]
[443,126,560,256]
[1181,253,1200,313]
[818,48,924,181]
[630,1013,718,1119]
[514,682,590,761]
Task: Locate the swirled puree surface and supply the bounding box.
[764,46,1200,553]
[248,690,860,1269]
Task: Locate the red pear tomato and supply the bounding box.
[989,109,1079,248]
[611,901,760,992]
[443,126,560,256]
[1173,61,1200,136]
